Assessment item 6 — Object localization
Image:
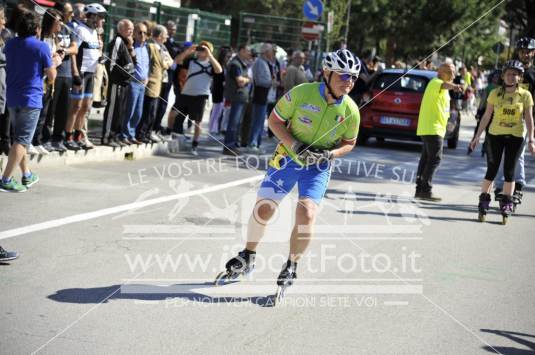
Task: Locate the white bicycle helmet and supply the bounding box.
[323,49,361,76]
[503,60,524,75]
[84,3,107,15]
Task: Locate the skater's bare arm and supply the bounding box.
[331,140,356,158]
[268,113,295,148]
[470,103,494,150]
[525,106,535,155]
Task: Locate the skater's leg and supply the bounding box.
[501,136,524,197]
[288,198,318,263]
[245,198,279,251]
[483,134,505,193]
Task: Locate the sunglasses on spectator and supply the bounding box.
[138,31,147,35]
[337,73,358,82]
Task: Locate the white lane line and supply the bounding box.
[0,175,264,240]
[384,301,409,306]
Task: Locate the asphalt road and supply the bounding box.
[1,115,534,355]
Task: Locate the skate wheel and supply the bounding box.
[214,271,228,286]
[478,213,485,222]
[274,286,285,306]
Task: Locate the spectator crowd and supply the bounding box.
[0,2,319,194]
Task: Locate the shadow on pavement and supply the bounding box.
[325,190,535,221]
[47,283,277,308]
[480,329,535,355]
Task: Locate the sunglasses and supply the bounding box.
[138,31,147,35]
[338,73,358,82]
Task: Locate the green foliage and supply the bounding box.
[182,0,511,66]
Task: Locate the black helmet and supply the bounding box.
[502,60,524,75]
[516,37,535,50]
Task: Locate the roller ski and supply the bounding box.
[512,188,523,213]
[214,249,255,286]
[477,193,491,222]
[499,196,513,225]
[274,261,297,306]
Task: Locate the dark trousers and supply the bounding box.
[46,76,72,141]
[0,110,9,142]
[32,85,54,146]
[240,102,254,147]
[102,83,130,141]
[416,135,443,192]
[137,96,159,139]
[154,81,172,133]
[485,134,524,182]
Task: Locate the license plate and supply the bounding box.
[380,116,411,127]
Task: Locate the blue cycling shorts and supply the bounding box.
[258,157,332,205]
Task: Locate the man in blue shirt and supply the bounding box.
[120,22,149,143]
[0,10,58,193]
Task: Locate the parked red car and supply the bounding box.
[357,69,461,148]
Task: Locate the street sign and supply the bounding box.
[302,22,321,41]
[303,0,323,21]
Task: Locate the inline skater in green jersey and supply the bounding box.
[215,49,361,301]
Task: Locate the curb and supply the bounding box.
[0,138,188,172]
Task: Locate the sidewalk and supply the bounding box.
[0,107,180,172]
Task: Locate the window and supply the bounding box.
[373,74,429,93]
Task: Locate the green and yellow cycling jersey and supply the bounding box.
[270,82,360,167]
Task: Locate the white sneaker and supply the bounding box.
[27,145,39,155]
[191,147,199,156]
[149,133,162,143]
[35,145,50,155]
[84,138,95,149]
[247,146,261,154]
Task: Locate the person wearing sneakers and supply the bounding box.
[63,3,106,151]
[173,40,222,155]
[45,2,78,154]
[223,44,252,155]
[0,245,18,262]
[136,25,173,144]
[102,19,135,147]
[0,10,59,192]
[0,5,13,157]
[120,22,149,145]
[248,42,276,154]
[414,63,464,202]
[219,49,361,291]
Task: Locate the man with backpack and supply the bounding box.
[173,40,222,155]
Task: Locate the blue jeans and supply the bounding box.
[249,103,268,147]
[121,81,145,139]
[224,101,246,148]
[8,107,41,146]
